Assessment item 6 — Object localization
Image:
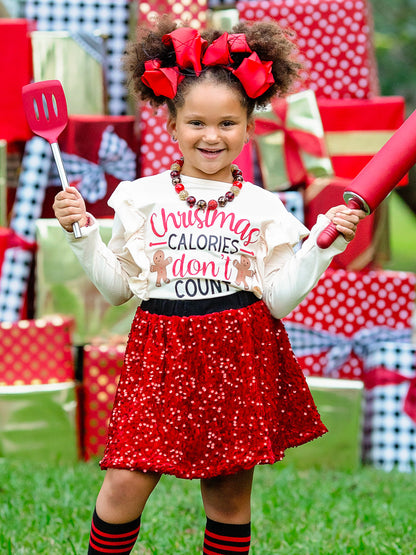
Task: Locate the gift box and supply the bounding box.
[284,269,416,380]
[237,0,379,99]
[24,0,131,115]
[41,115,139,218]
[0,315,75,386]
[317,96,406,184]
[254,90,334,191]
[82,342,125,459]
[138,0,208,29]
[304,177,390,270]
[275,191,304,224]
[0,141,6,228]
[0,382,79,463]
[281,377,363,470]
[31,30,106,115]
[0,19,34,142]
[361,341,416,472]
[36,219,137,345]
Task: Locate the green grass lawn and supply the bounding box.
[383,192,416,273]
[0,459,415,554]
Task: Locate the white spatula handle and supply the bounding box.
[51,142,82,239]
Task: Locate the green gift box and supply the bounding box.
[35,219,137,345]
[0,382,79,463]
[254,90,334,191]
[281,377,363,470]
[31,31,106,115]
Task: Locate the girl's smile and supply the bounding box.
[167,81,254,183]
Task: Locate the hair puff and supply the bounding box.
[123,16,302,114]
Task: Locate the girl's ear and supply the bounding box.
[245,118,255,143]
[166,116,177,139]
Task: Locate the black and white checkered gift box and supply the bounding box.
[362,341,416,472]
[24,0,130,115]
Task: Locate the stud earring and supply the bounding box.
[172,135,177,142]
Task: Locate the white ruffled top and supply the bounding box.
[65,170,348,319]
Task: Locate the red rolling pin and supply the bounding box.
[317,107,416,248]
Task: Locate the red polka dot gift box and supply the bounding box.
[0,315,75,386]
[284,269,416,381]
[237,0,379,100]
[82,341,125,460]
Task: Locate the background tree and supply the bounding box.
[371,0,416,210]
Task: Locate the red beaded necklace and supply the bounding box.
[170,158,244,211]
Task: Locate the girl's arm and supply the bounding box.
[53,187,135,306]
[263,206,365,319]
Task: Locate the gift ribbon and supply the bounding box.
[49,126,137,203]
[284,322,412,376]
[363,366,416,424]
[255,97,327,185]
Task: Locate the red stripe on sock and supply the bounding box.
[204,537,251,552]
[89,538,135,554]
[91,520,141,540]
[90,529,137,548]
[206,530,251,543]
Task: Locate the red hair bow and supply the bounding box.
[162,28,207,75]
[141,60,184,99]
[141,29,275,100]
[232,53,275,99]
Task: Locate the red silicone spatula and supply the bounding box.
[21,79,81,238]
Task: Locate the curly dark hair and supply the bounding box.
[123,16,301,117]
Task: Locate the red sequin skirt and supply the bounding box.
[100,297,327,479]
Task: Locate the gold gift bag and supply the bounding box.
[31,30,106,115]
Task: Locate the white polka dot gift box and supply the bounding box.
[284,268,416,381]
[361,341,416,472]
[237,0,379,100]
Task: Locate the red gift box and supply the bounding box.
[237,0,379,99]
[0,19,34,142]
[284,269,416,380]
[138,0,208,29]
[82,342,125,459]
[304,177,389,270]
[0,315,75,386]
[317,96,406,184]
[41,115,139,218]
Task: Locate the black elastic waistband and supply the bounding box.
[140,290,260,317]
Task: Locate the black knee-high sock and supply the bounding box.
[203,517,251,554]
[88,508,141,554]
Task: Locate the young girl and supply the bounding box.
[53,17,365,555]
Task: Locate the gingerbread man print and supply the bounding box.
[233,255,255,290]
[150,250,172,287]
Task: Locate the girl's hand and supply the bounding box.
[53,186,88,232]
[324,205,366,242]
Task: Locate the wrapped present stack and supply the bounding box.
[0,0,414,472]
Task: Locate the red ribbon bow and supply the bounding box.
[141,29,275,100]
[162,27,207,75]
[255,97,327,185]
[141,60,184,99]
[364,366,416,424]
